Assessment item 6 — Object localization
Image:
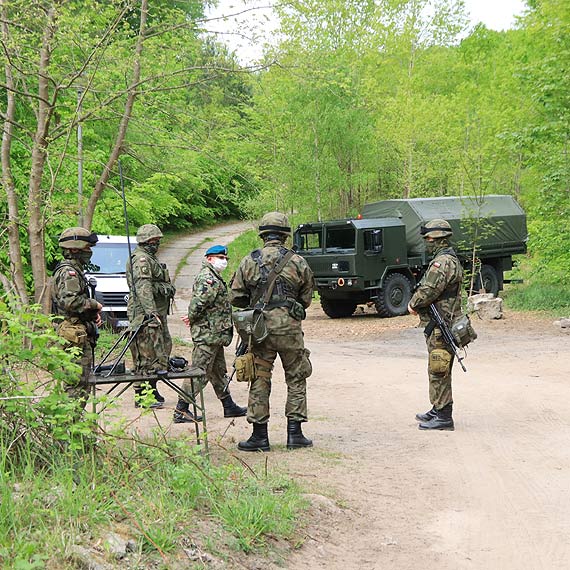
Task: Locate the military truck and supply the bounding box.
[293,195,527,318]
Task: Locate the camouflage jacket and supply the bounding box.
[229,240,315,335]
[187,261,233,346]
[409,244,463,326]
[126,246,175,325]
[51,259,99,327]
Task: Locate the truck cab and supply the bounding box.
[294,218,418,318]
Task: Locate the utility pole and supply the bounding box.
[77,85,84,227]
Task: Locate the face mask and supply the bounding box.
[143,242,159,255]
[211,257,228,272]
[77,250,93,266]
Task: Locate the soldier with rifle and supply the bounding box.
[408,219,463,431]
[176,245,246,423]
[51,227,102,410]
[229,212,315,452]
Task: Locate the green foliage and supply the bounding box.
[0,304,307,567]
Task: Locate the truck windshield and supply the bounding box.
[89,243,130,274]
[296,230,323,253]
[326,227,355,252]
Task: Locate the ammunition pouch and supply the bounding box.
[451,315,477,348]
[288,300,306,321]
[429,348,453,376]
[232,309,268,344]
[234,352,256,382]
[57,319,87,346]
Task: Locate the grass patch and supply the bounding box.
[222,229,260,281]
[502,282,570,316]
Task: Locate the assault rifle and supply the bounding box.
[223,339,248,391]
[427,304,467,372]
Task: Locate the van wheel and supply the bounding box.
[320,298,357,319]
[475,264,500,297]
[375,273,412,318]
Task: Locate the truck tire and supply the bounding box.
[320,298,357,319]
[476,264,500,297]
[375,273,412,318]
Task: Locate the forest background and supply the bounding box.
[1,0,569,309]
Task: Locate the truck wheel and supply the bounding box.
[476,264,500,297]
[320,298,357,319]
[375,273,412,318]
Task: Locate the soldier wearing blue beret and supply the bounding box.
[176,244,246,422]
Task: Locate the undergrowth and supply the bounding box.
[0,300,307,569]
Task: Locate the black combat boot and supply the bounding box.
[415,407,437,422]
[173,399,203,423]
[134,386,163,409]
[286,419,313,450]
[237,423,270,452]
[418,403,454,431]
[221,393,247,418]
[149,380,165,404]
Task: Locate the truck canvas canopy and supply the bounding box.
[362,195,528,256]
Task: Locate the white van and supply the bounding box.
[86,235,137,329]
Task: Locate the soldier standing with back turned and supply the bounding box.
[230,212,315,452]
[51,227,102,410]
[408,219,463,431]
[175,244,247,423]
[126,224,175,408]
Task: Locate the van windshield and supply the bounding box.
[89,243,131,274]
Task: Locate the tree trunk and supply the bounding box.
[83,0,149,230]
[28,4,58,305]
[0,0,28,306]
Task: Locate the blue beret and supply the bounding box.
[205,245,228,256]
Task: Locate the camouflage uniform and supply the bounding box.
[51,228,100,408]
[183,260,233,399]
[230,212,315,451]
[126,226,175,377]
[409,219,463,430]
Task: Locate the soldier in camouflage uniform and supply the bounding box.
[174,245,247,423]
[126,224,175,408]
[230,212,315,452]
[408,219,463,431]
[51,227,102,409]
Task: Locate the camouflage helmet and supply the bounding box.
[420,219,452,239]
[258,212,291,236]
[136,224,163,244]
[58,227,98,249]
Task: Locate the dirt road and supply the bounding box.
[99,225,570,569]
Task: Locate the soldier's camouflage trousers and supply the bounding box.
[426,328,454,410]
[57,321,93,411]
[181,343,227,402]
[248,332,311,424]
[130,317,172,384]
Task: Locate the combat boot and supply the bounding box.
[134,386,163,409]
[418,403,454,431]
[415,407,436,422]
[286,419,313,450]
[221,393,247,418]
[173,399,203,423]
[149,380,165,404]
[237,423,270,452]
